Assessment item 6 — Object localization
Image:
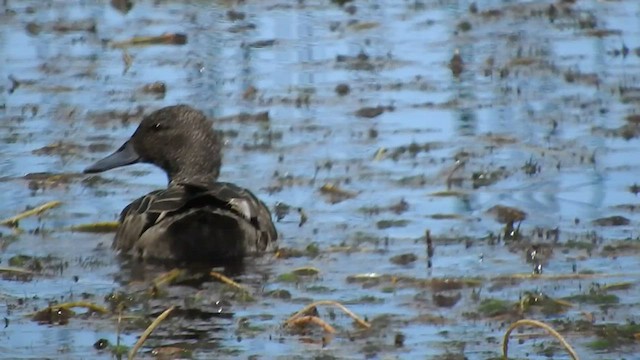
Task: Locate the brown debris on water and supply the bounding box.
[110,0,133,14]
[449,49,464,77]
[49,20,97,33]
[335,51,374,71]
[319,183,358,203]
[503,319,578,360]
[355,105,387,118]
[359,198,409,216]
[128,306,176,360]
[151,347,191,359]
[389,253,417,266]
[472,168,509,188]
[0,201,62,228]
[217,111,270,123]
[0,267,35,282]
[335,83,350,96]
[226,10,246,21]
[432,292,461,308]
[486,205,527,224]
[243,85,258,100]
[110,33,187,48]
[139,81,166,96]
[32,141,82,157]
[285,300,371,331]
[32,301,109,325]
[246,39,276,48]
[592,215,630,227]
[86,107,145,126]
[25,172,78,192]
[68,221,119,233]
[376,219,409,229]
[287,315,337,334]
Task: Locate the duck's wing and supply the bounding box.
[115,189,164,252]
[115,182,277,254]
[195,182,278,250]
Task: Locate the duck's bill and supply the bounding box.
[84,141,141,173]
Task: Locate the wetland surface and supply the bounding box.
[1,0,640,359]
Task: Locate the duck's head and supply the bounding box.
[84,105,223,184]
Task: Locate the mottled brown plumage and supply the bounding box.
[84,105,277,263]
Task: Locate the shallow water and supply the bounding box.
[2,0,640,359]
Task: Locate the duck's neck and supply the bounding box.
[166,156,221,186]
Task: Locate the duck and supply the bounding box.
[84,105,278,263]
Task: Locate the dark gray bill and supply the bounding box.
[84,141,141,173]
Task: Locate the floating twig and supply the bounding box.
[68,221,119,233]
[285,300,371,329]
[31,301,109,322]
[288,315,336,333]
[111,33,187,48]
[0,201,62,227]
[0,267,35,276]
[128,306,176,360]
[210,271,250,293]
[55,301,109,314]
[152,268,185,288]
[503,319,579,360]
[31,301,109,317]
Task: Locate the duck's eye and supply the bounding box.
[152,123,165,131]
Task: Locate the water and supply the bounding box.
[1,0,640,358]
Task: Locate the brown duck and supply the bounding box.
[84,105,277,262]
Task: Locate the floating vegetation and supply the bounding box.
[68,221,119,233]
[564,284,620,306]
[502,319,578,360]
[152,268,186,288]
[376,219,409,229]
[486,205,527,224]
[284,300,371,332]
[110,33,187,48]
[128,306,176,360]
[4,0,640,358]
[358,198,409,215]
[389,253,418,266]
[287,315,336,334]
[32,301,109,324]
[355,106,387,118]
[588,322,640,351]
[472,168,509,188]
[477,298,513,317]
[519,292,573,316]
[319,183,358,203]
[291,266,320,276]
[210,271,254,301]
[591,215,630,227]
[0,266,35,281]
[0,201,62,227]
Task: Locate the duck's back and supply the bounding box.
[115,182,277,262]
